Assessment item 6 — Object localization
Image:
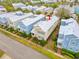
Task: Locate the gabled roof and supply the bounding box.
[75,5,79,14]
[21,14,45,26]
[43,7,53,11]
[36,6,46,11]
[9,12,33,22]
[26,5,33,10]
[0,11,33,22]
[0,16,8,24]
[0,5,6,11]
[31,0,41,3]
[59,18,79,38]
[34,16,59,32]
[42,0,57,3]
[12,3,27,9]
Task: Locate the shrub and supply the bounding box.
[32,38,47,46]
[26,2,34,6]
[39,40,47,46]
[32,37,39,43]
[20,31,27,38]
[44,4,49,7]
[23,9,31,13]
[15,8,23,11]
[3,3,14,12]
[35,11,42,14]
[74,52,79,59]
[7,27,14,32]
[62,48,75,59]
[49,3,58,8]
[27,33,32,38]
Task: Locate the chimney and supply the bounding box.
[48,15,51,20]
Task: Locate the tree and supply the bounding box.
[75,0,78,3]
[49,3,58,9]
[54,8,71,19]
[44,4,49,7]
[76,14,79,23]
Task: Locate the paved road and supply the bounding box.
[0,33,49,59]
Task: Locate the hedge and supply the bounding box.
[62,49,75,59]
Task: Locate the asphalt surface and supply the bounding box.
[0,32,49,59]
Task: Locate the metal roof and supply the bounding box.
[0,11,33,22]
[21,14,45,26]
[12,3,27,9]
[60,18,79,37]
[58,18,79,50]
[0,5,6,11]
[34,16,59,32]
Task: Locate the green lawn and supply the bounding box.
[0,28,65,59]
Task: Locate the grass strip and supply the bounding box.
[0,28,65,59]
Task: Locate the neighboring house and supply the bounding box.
[57,18,79,52]
[43,7,53,15]
[0,6,6,14]
[31,16,60,40]
[44,7,53,12]
[26,5,38,11]
[74,5,79,15]
[0,12,13,26]
[42,0,67,3]
[18,14,45,34]
[0,11,33,28]
[12,3,27,10]
[32,6,38,11]
[0,15,8,26]
[30,0,41,4]
[35,6,46,13]
[7,11,33,28]
[70,6,75,14]
[41,0,57,3]
[25,5,33,11]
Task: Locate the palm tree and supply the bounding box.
[75,0,78,3]
[54,8,71,19]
